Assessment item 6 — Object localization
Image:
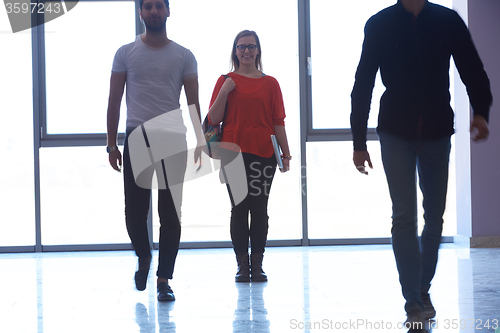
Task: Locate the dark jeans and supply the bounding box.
[225,152,277,255]
[379,131,451,312]
[123,128,187,279]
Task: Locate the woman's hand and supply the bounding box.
[281,157,290,172]
[208,77,236,125]
[221,77,236,95]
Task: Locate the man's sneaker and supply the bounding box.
[405,305,425,331]
[421,292,436,319]
[157,282,175,302]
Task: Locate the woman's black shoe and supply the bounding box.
[235,253,251,282]
[250,253,268,282]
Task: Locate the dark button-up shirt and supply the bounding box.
[350,0,492,151]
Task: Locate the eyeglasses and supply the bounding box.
[236,44,258,52]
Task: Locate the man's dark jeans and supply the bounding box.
[379,131,451,312]
[123,128,187,279]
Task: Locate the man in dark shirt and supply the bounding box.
[350,0,492,326]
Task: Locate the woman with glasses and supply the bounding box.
[207,30,291,282]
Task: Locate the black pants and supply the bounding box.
[226,152,277,255]
[123,128,187,279]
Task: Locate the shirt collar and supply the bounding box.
[396,0,430,17]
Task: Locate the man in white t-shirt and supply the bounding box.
[106,0,202,302]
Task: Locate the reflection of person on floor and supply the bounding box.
[158,301,176,332]
[350,0,492,327]
[106,0,202,302]
[233,282,270,333]
[207,30,291,283]
[135,302,176,333]
[135,303,154,333]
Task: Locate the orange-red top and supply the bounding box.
[208,72,286,158]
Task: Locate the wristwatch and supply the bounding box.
[281,154,292,160]
[106,146,118,153]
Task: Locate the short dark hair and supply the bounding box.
[139,0,169,10]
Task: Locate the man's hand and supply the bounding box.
[353,150,373,175]
[470,115,489,141]
[194,145,202,171]
[108,149,122,172]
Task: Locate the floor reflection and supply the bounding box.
[158,301,176,332]
[233,282,270,333]
[135,303,154,333]
[135,301,175,333]
[2,245,500,332]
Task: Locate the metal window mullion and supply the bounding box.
[306,128,378,142]
[298,0,312,246]
[135,0,144,36]
[32,9,46,252]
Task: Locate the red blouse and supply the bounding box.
[208,72,286,158]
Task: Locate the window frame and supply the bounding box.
[0,0,457,253]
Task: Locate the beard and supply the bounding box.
[143,16,167,32]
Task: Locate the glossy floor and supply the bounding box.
[1,244,499,333]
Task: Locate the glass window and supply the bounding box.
[151,0,302,242]
[307,141,392,239]
[310,0,453,129]
[153,158,232,242]
[0,13,35,246]
[40,147,130,245]
[307,0,456,240]
[44,1,135,135]
[306,141,457,239]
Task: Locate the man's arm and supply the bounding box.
[351,18,379,174]
[183,76,203,163]
[451,12,493,126]
[106,72,126,171]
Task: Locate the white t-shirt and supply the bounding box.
[112,36,197,132]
